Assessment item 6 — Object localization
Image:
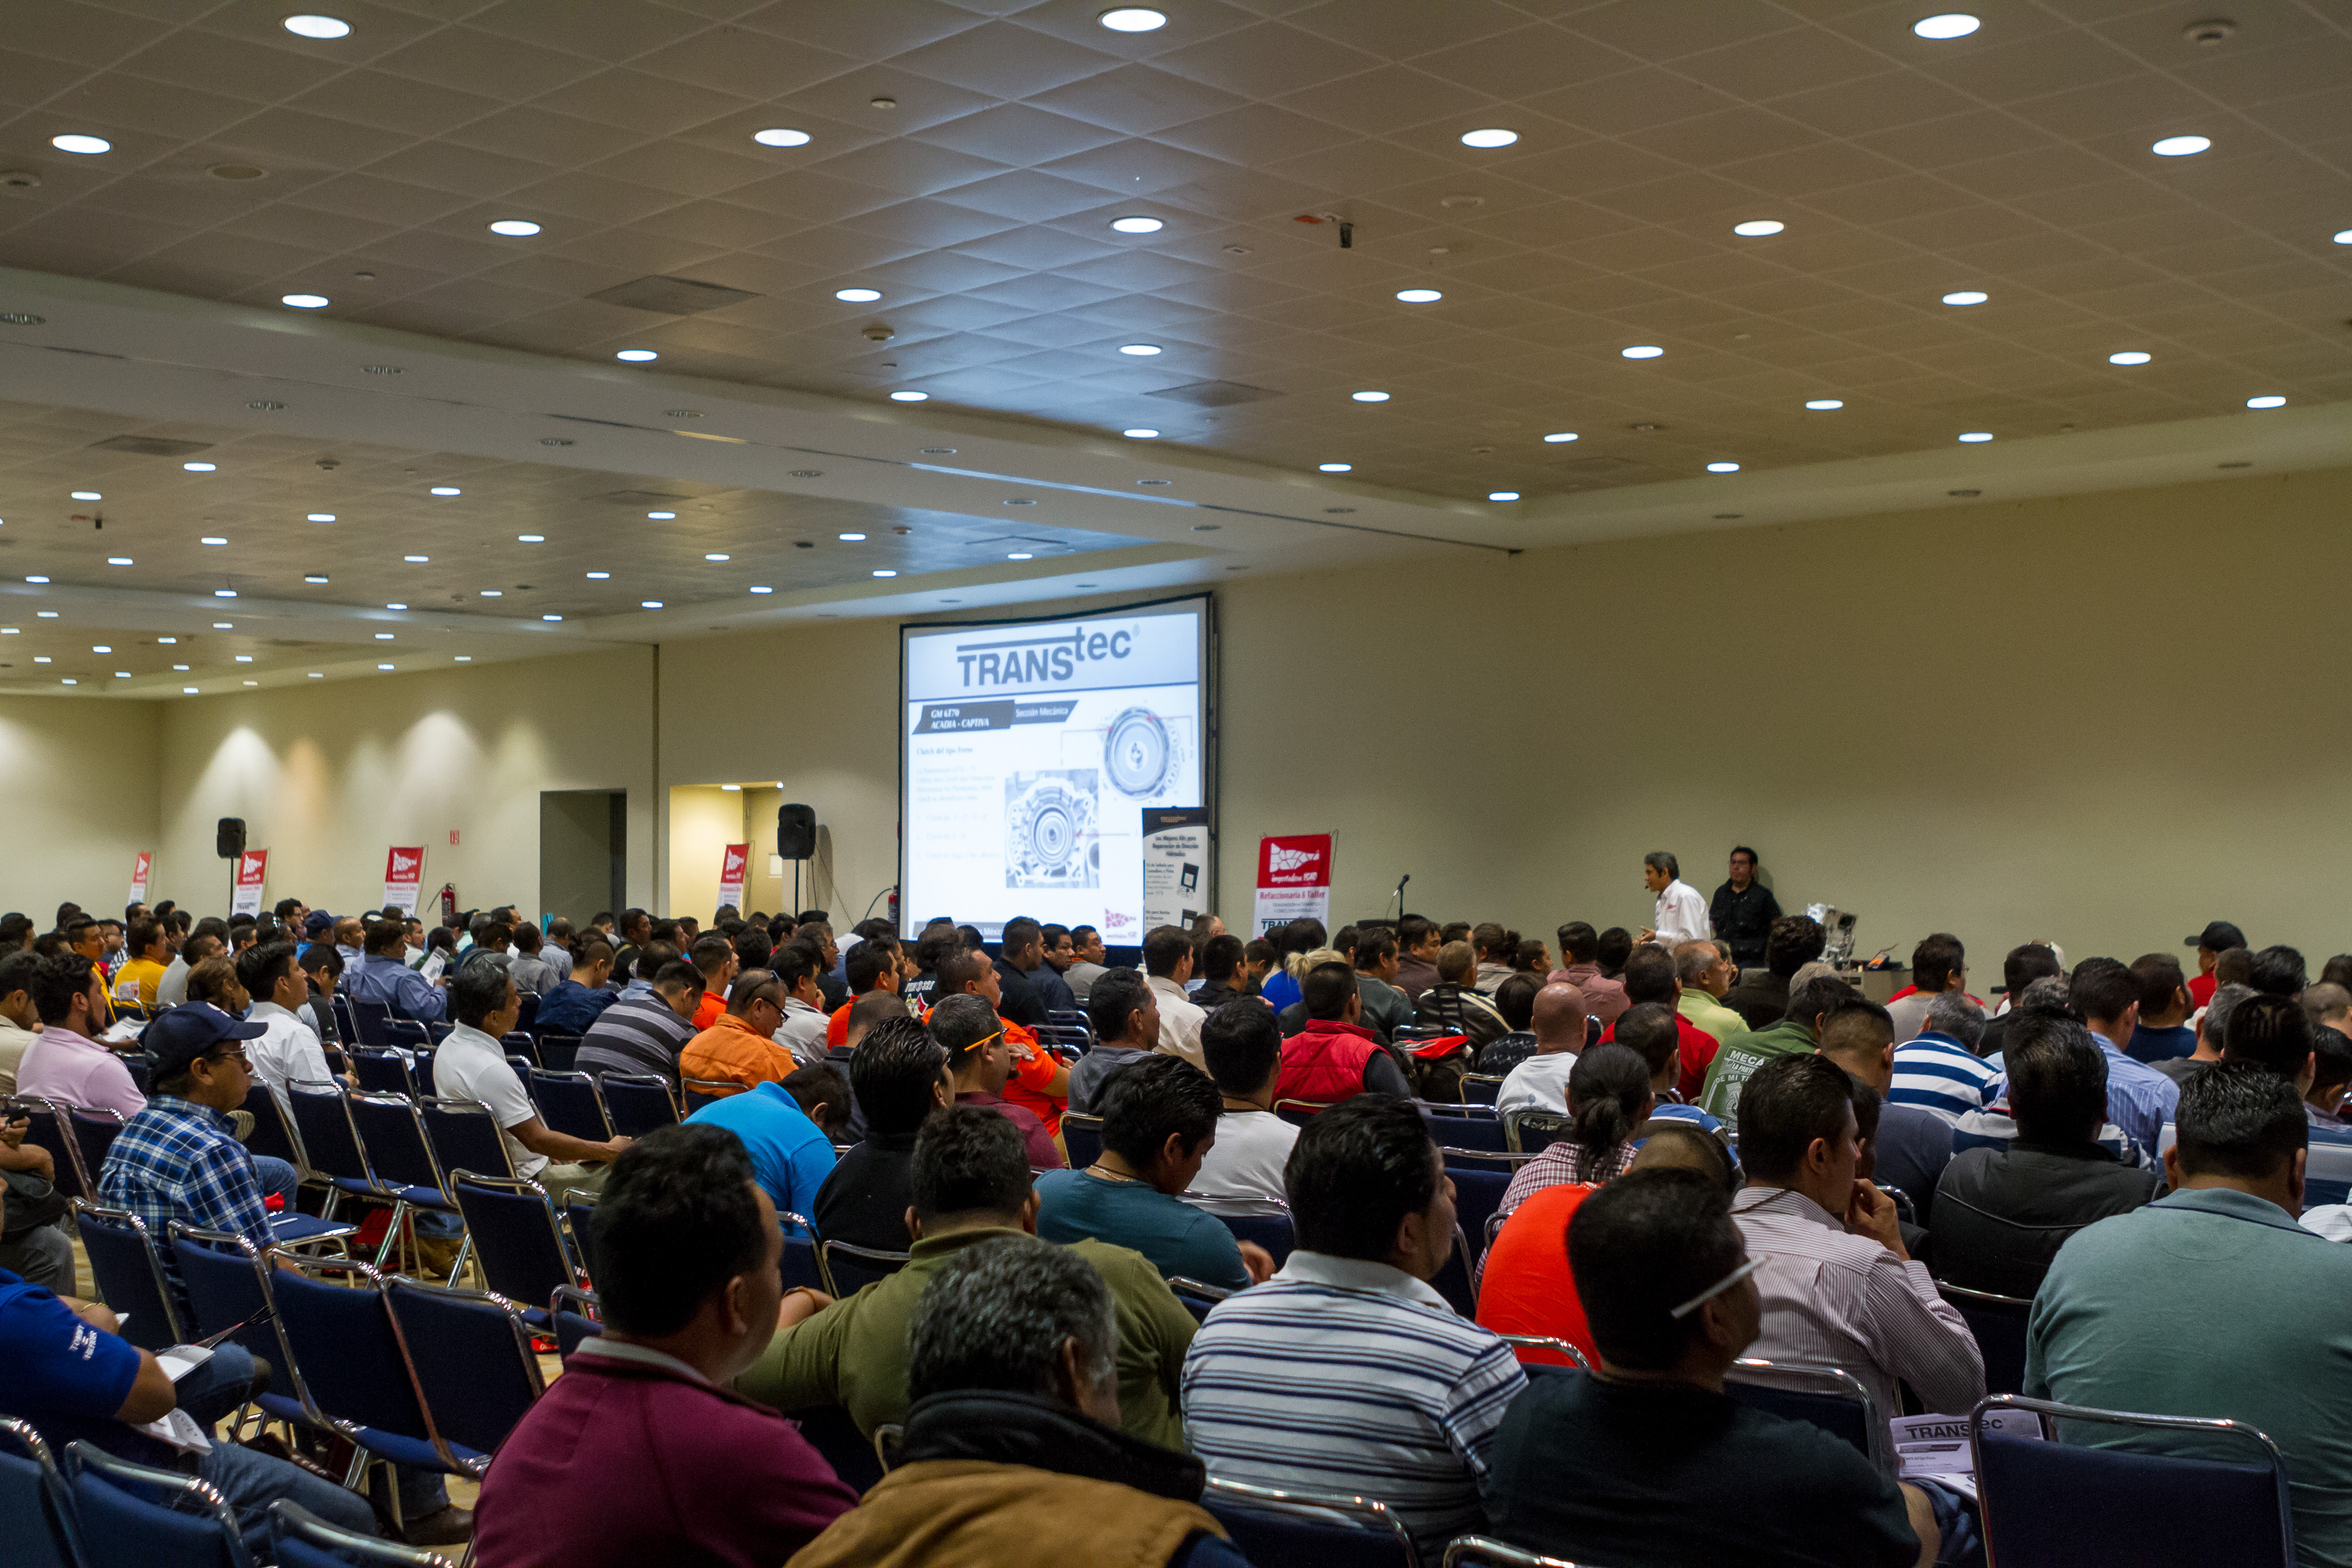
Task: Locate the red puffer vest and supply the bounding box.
[1276,1019,1380,1105]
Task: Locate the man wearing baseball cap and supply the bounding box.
[2185,922,2247,1012]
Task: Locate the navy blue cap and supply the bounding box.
[144,1003,265,1081]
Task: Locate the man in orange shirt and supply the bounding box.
[825,938,906,1049]
[928,949,1069,1137]
[687,935,739,1032]
[679,968,797,1090]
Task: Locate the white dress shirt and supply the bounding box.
[1149,974,1207,1069]
[245,1000,337,1122]
[1495,1051,1577,1116]
[1189,1108,1298,1216]
[1653,878,1712,947]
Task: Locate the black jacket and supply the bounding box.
[1709,881,1782,968]
[896,1390,1206,1501]
[1931,1140,2160,1297]
[992,956,1049,1028]
[1722,971,1793,1033]
[1414,983,1510,1049]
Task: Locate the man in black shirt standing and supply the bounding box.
[1708,847,1781,971]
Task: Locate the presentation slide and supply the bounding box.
[901,596,1209,944]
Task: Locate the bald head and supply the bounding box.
[1629,1123,1733,1187]
[1531,983,1588,1053]
[1674,939,1732,997]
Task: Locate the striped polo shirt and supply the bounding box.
[1888,1031,2002,1123]
[1181,1251,1526,1552]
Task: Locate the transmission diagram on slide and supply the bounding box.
[1006,769,1100,889]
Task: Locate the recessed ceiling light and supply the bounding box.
[839,532,866,541]
[1487,490,1521,501]
[705,552,730,562]
[1122,428,1160,439]
[517,533,544,543]
[1805,399,1845,410]
[24,575,46,584]
[641,600,663,609]
[214,589,236,598]
[1913,13,1980,39]
[753,127,811,147]
[647,510,676,520]
[105,557,131,565]
[214,621,232,629]
[36,612,56,619]
[1351,390,1391,402]
[429,486,461,496]
[308,512,335,521]
[1007,552,1034,560]
[281,293,329,309]
[890,390,928,401]
[2152,135,2210,157]
[1396,288,1443,303]
[750,585,773,594]
[282,14,352,38]
[1957,431,1994,442]
[373,632,393,641]
[71,491,100,500]
[1542,432,1578,443]
[403,554,428,563]
[480,589,501,597]
[385,602,405,610]
[2247,395,2287,408]
[175,664,189,670]
[119,673,133,679]
[1621,345,1663,358]
[615,350,658,362]
[835,287,882,302]
[92,644,110,653]
[1707,462,1741,473]
[303,574,327,583]
[1118,343,1161,356]
[1460,128,1518,148]
[586,571,610,579]
[184,686,198,694]
[453,657,469,663]
[541,613,562,622]
[183,462,215,472]
[872,568,898,578]
[487,219,540,237]
[33,656,48,662]
[51,135,110,156]
[720,783,741,792]
[1732,220,1785,237]
[2335,229,2352,246]
[157,637,175,645]
[308,671,322,677]
[376,662,393,670]
[1098,7,1167,30]
[1319,462,1353,472]
[1110,216,1163,233]
[2108,350,2152,365]
[60,678,75,685]
[235,655,253,663]
[1942,289,1988,306]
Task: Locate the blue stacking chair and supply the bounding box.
[1459,1074,1506,1106]
[1168,1277,1232,1323]
[599,1073,679,1138]
[270,1498,457,1568]
[1202,1476,1416,1568]
[781,1212,826,1294]
[236,1084,303,1169]
[550,1284,603,1361]
[1421,1106,1509,1154]
[347,1049,413,1098]
[535,1033,581,1072]
[512,995,539,1035]
[1728,1358,1886,1472]
[1443,1536,1584,1567]
[6,1097,91,1201]
[383,1021,432,1060]
[165,1225,314,1433]
[448,1170,580,1318]
[1061,1113,1104,1169]
[564,1193,600,1281]
[420,1097,515,1181]
[328,994,360,1047]
[1445,1166,1512,1289]
[1214,1208,1295,1270]
[1939,1281,2031,1397]
[285,1080,385,1222]
[795,1403,885,1496]
[349,999,392,1048]
[384,1277,546,1463]
[66,1107,126,1194]
[0,1417,84,1568]
[345,1092,468,1280]
[72,1202,189,1351]
[1503,1108,1572,1155]
[67,1441,250,1568]
[820,1239,910,1297]
[528,1069,612,1141]
[1973,1394,2295,1567]
[681,1077,744,1114]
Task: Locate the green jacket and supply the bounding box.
[1695,1018,1818,1131]
[734,1226,1196,1451]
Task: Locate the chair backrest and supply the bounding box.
[1442,1536,1583,1567]
[346,1093,448,1196]
[236,1083,303,1168]
[528,1069,613,1141]
[349,998,392,1048]
[1459,1074,1505,1106]
[535,1033,581,1072]
[67,1440,251,1568]
[550,1284,603,1361]
[598,1073,679,1138]
[285,1080,375,1186]
[71,1201,189,1350]
[383,1021,433,1060]
[0,1417,84,1568]
[66,1107,126,1190]
[1726,1358,1886,1472]
[795,1401,886,1494]
[329,994,360,1047]
[780,1213,826,1294]
[1504,1107,1572,1155]
[1939,1281,2031,1397]
[1168,1276,1232,1323]
[384,1277,546,1461]
[1061,1113,1104,1170]
[269,1255,462,1471]
[1422,1107,1509,1153]
[270,1498,457,1568]
[563,1192,600,1281]
[1495,1334,1590,1369]
[1273,1098,1337,1126]
[1444,1166,1512,1283]
[167,1225,281,1361]
[820,1239,911,1297]
[1971,1393,2295,1568]
[6,1098,88,1200]
[511,994,539,1034]
[1201,1476,1417,1568]
[1426,1222,1478,1317]
[681,1077,746,1114]
[1214,1208,1296,1269]
[450,1170,579,1307]
[420,1098,516,1181]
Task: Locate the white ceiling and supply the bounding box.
[0,0,2343,697]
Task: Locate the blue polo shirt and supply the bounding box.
[1035,1168,1249,1291]
[684,1082,837,1232]
[0,1268,158,1464]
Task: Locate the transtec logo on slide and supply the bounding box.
[954,625,1137,687]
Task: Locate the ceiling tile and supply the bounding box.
[891,20,1123,98]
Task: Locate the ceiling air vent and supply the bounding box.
[588,276,760,315]
[1147,380,1282,407]
[89,435,215,458]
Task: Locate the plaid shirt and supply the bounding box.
[1501,1138,1636,1215]
[98,1094,273,1298]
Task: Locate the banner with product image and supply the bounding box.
[1141,808,1209,932]
[718,843,749,910]
[382,847,425,915]
[230,850,269,918]
[1253,833,1333,937]
[129,852,151,906]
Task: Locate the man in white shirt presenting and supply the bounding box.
[1191,998,1296,1216]
[1639,852,1713,949]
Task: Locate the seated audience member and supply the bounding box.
[0,949,40,1094]
[1482,1168,1935,1568]
[436,965,628,1203]
[1188,933,1247,1012]
[474,1125,856,1568]
[743,1105,1195,1448]
[2128,953,2199,1062]
[1501,1043,1652,1213]
[1724,915,1828,1032]
[1143,924,1209,1069]
[2154,978,2249,1086]
[1933,1013,2159,1297]
[2043,956,2180,1154]
[578,958,702,1088]
[683,1042,838,1228]
[1889,991,1999,1123]
[1975,942,2064,1060]
[16,953,143,1117]
[2249,942,2309,998]
[1695,973,1854,1130]
[1068,968,1162,1114]
[1183,1095,1526,1552]
[2221,992,2352,1141]
[1885,934,1969,1043]
[814,1017,951,1251]
[0,1181,390,1554]
[929,948,1069,1133]
[1276,960,1415,1107]
[788,1234,1240,1568]
[686,933,740,1032]
[935,992,1064,1170]
[769,943,834,1063]
[821,936,898,1046]
[2309,983,2352,1048]
[1257,919,1323,1015]
[1039,1054,1261,1289]
[1730,1054,1983,1421]
[535,938,620,1035]
[350,917,446,1020]
[1494,982,1590,1114]
[1064,923,1112,1003]
[783,1063,851,1140]
[1676,940,1748,1044]
[1394,915,1442,1001]
[237,938,351,1121]
[1549,921,1630,1027]
[1613,1002,1733,1146]
[1471,923,1518,995]
[157,926,219,1008]
[2028,1062,2352,1566]
[1240,937,1278,998]
[295,940,341,1044]
[1190,999,1298,1215]
[1003,916,1078,1017]
[1415,939,1510,1048]
[184,952,249,1016]
[1478,1123,1738,1369]
[1817,999,1954,1226]
[2308,1017,2352,1125]
[1349,927,1417,1043]
[505,922,565,996]
[1602,945,1720,1098]
[678,965,800,1090]
[113,916,171,1011]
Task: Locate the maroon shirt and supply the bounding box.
[956,1088,1065,1170]
[474,1345,857,1568]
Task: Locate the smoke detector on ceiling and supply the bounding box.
[0,171,41,189]
[2184,17,2234,44]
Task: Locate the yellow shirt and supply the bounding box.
[116,957,168,1011]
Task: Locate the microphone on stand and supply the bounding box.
[1394,873,1410,918]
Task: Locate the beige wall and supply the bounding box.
[6,466,2349,975]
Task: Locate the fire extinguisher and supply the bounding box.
[438,883,458,924]
[888,885,900,929]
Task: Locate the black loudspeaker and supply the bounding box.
[217,817,246,860]
[778,804,817,860]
